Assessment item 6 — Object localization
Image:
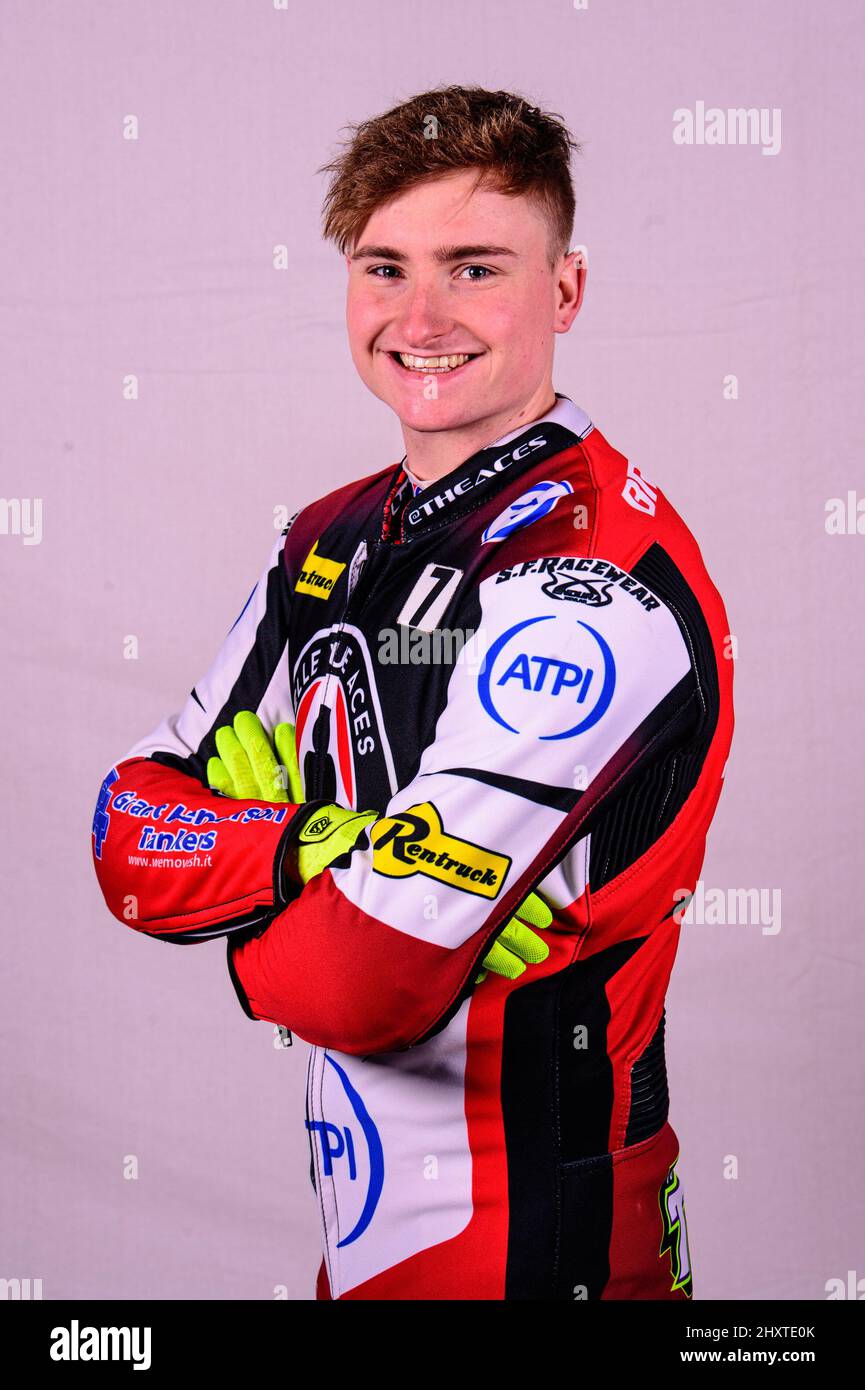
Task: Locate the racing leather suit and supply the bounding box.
[92,394,734,1300]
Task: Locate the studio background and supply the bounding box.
[1,0,861,1300]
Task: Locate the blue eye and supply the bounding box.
[459,265,495,280]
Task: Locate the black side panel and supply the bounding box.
[502,937,645,1300]
[625,1009,669,1145]
[556,1153,615,1300]
[587,543,720,890]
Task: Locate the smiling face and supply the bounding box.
[345,168,584,463]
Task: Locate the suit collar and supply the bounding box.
[386,395,594,541]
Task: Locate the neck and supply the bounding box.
[402,383,559,483]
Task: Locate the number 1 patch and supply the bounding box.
[396,565,463,632]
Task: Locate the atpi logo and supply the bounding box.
[91,768,119,860]
[478,615,616,739]
[482,479,573,543]
[306,1055,384,1247]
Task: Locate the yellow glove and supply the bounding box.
[206,711,302,803]
[293,803,379,884]
[206,713,375,884]
[476,890,552,983]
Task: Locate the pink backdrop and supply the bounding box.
[2,0,863,1299]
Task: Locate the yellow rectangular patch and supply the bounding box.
[296,539,346,600]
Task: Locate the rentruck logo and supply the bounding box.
[370,802,511,898]
[295,539,346,599]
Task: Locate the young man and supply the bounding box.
[92,86,734,1300]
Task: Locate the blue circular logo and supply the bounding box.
[478,615,616,739]
[305,1055,385,1247]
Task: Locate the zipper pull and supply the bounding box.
[347,540,368,599]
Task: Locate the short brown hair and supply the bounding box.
[319,85,580,268]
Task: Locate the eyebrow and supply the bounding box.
[351,243,518,263]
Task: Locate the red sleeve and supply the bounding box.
[92,757,312,940]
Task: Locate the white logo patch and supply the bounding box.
[482,480,574,543]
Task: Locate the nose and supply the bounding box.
[395,276,456,350]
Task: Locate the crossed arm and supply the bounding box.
[91,528,696,1053]
[206,710,552,985]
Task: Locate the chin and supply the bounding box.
[393,399,478,433]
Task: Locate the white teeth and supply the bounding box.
[397,352,474,372]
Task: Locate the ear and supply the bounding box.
[555,245,587,332]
